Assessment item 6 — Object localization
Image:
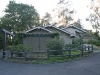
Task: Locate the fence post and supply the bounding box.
[67,47,71,58]
[10,51,13,59]
[24,51,27,61]
[91,45,93,52]
[47,49,49,60]
[88,46,90,53]
[81,46,84,57]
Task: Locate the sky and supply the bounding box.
[0,0,94,30]
[0,0,60,17]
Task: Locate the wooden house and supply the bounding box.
[23,24,87,52]
[44,25,75,44]
[62,24,87,38]
[23,27,53,51]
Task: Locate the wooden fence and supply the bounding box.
[47,45,93,59]
[3,45,93,61]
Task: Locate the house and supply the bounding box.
[23,27,53,51]
[62,24,87,38]
[44,25,75,44]
[23,24,87,52]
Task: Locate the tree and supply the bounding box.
[73,19,83,28]
[87,14,100,32]
[87,0,100,32]
[0,17,12,31]
[87,0,100,39]
[0,1,39,33]
[40,12,52,26]
[52,0,74,26]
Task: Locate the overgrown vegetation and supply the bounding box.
[4,35,95,64]
[46,37,65,55]
[65,37,83,49]
[88,39,100,46]
[7,44,32,52]
[4,52,93,64]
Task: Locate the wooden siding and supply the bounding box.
[23,34,51,52]
[45,27,72,44]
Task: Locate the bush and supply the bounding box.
[46,37,65,55]
[13,33,24,45]
[88,39,100,46]
[65,38,83,49]
[7,44,32,52]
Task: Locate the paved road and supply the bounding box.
[0,52,100,75]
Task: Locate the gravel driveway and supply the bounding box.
[0,52,100,75]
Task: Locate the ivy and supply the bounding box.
[50,32,59,38]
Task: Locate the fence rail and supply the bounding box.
[3,45,93,60]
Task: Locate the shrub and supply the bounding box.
[7,44,32,52]
[13,33,24,45]
[65,38,83,49]
[46,37,65,55]
[88,39,100,46]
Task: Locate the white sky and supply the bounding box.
[0,0,59,17]
[0,0,94,30]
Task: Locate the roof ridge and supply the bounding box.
[44,25,72,35]
[25,26,52,33]
[62,24,87,33]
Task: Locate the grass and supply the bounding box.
[93,45,100,52]
[4,56,80,64]
[4,51,94,64]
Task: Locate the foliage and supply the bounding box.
[87,0,100,33]
[0,1,39,33]
[13,33,24,45]
[93,45,100,50]
[88,39,100,46]
[93,31,100,40]
[65,38,83,49]
[87,13,100,32]
[4,51,93,64]
[7,44,32,52]
[73,19,83,28]
[52,0,74,26]
[50,32,59,38]
[46,37,65,55]
[40,12,52,26]
[0,17,12,31]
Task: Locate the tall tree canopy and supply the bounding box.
[0,1,39,33]
[41,12,52,26]
[74,19,83,28]
[52,0,74,26]
[87,0,100,32]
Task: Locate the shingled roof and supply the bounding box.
[44,25,73,35]
[25,26,53,33]
[62,24,87,33]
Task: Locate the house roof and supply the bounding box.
[25,27,53,33]
[62,24,87,33]
[44,25,74,36]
